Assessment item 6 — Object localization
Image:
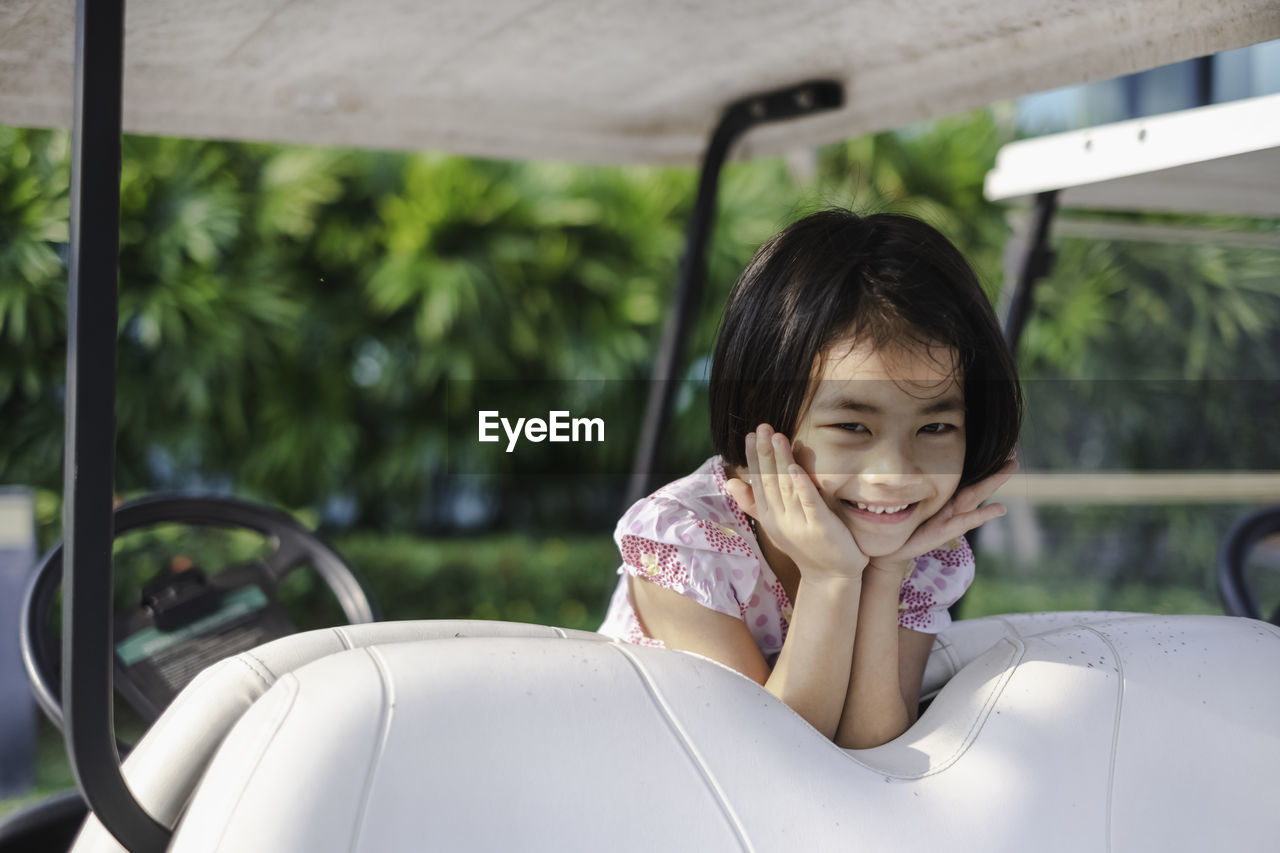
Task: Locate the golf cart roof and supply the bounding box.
[985,91,1280,218]
[3,0,1280,164]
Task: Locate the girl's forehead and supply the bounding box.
[818,337,960,384]
[804,338,964,415]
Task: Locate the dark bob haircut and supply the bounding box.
[709,209,1021,488]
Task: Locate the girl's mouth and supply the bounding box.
[840,499,919,524]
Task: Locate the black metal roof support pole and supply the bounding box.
[625,81,843,508]
[1000,190,1059,351]
[63,0,170,850]
[953,189,1060,623]
[1194,55,1215,108]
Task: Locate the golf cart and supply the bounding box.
[1,1,1279,850]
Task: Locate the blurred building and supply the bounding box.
[1016,39,1280,133]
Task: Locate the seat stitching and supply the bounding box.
[845,636,1025,779]
[349,647,396,853]
[204,674,300,852]
[1081,624,1124,853]
[149,659,237,726]
[995,614,1022,638]
[232,653,276,690]
[611,644,755,852]
[917,636,960,703]
[914,637,1024,777]
[938,635,962,674]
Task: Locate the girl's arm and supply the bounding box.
[833,564,922,748]
[631,571,862,740]
[834,459,1019,748]
[896,626,937,721]
[633,425,870,740]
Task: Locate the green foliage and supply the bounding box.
[818,113,1009,294]
[1021,234,1280,382]
[977,502,1247,596]
[330,532,621,631]
[0,130,699,525]
[2,109,1276,613]
[964,573,1219,618]
[0,128,70,482]
[0,116,1018,529]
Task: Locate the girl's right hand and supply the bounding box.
[724,424,869,580]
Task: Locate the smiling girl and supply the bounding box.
[598,210,1021,748]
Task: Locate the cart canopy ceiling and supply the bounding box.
[2,1,1279,165]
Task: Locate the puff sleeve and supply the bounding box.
[898,536,976,633]
[614,493,759,621]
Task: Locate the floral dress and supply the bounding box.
[598,456,974,665]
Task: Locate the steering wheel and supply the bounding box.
[1218,505,1280,626]
[20,494,380,733]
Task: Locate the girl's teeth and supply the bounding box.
[855,502,909,514]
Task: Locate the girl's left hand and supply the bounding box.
[869,457,1019,580]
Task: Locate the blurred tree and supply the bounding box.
[0,127,69,484]
[1011,227,1280,592]
[1,112,1275,552]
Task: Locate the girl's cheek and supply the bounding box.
[920,440,965,479]
[790,440,819,473]
[814,481,846,510]
[926,471,963,496]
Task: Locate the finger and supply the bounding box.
[950,458,1019,512]
[882,497,1003,565]
[724,477,756,518]
[772,433,798,509]
[745,431,765,514]
[787,464,824,522]
[755,424,784,511]
[931,501,1007,544]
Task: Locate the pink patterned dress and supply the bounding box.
[598,456,974,665]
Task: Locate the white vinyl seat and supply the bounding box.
[70,620,607,853]
[71,613,1280,852]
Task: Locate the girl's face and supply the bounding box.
[789,336,966,559]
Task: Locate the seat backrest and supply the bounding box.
[149,613,1279,852]
[71,610,1137,852]
[69,620,606,853]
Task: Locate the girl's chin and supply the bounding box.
[849,530,911,560]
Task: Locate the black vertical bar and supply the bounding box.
[64,0,170,849]
[1194,55,1215,107]
[954,189,1058,623]
[623,114,742,508]
[1121,73,1141,120]
[625,81,843,508]
[1000,190,1058,352]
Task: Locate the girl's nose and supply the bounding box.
[860,441,924,487]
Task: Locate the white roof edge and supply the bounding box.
[984,92,1280,202]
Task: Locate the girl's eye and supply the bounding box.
[920,423,957,435]
[835,423,869,433]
